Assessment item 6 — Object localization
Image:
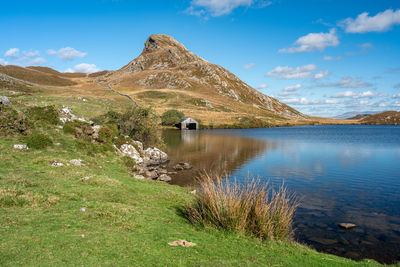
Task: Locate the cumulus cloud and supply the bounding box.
[331,90,386,99]
[279,97,344,105]
[65,63,100,73]
[317,76,372,88]
[314,70,329,79]
[28,57,47,65]
[256,84,268,89]
[47,47,87,61]
[266,64,316,79]
[340,9,400,33]
[323,55,343,61]
[22,50,40,58]
[279,29,339,53]
[187,0,271,17]
[243,63,255,69]
[0,58,8,65]
[5,48,20,58]
[278,84,302,96]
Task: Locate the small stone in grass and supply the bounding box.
[168,240,196,247]
[80,207,86,212]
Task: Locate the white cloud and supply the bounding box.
[243,63,255,69]
[283,84,302,92]
[279,28,339,53]
[256,84,268,89]
[314,70,329,79]
[266,64,317,79]
[47,47,87,61]
[317,76,372,88]
[331,90,386,99]
[0,58,8,65]
[393,93,400,99]
[66,63,100,73]
[340,9,400,33]
[323,55,343,61]
[187,0,271,17]
[5,48,19,58]
[280,97,345,105]
[22,50,40,58]
[28,57,47,65]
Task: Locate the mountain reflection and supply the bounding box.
[162,130,273,186]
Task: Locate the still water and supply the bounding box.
[163,125,400,264]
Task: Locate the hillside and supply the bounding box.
[360,111,400,125]
[95,34,307,126]
[0,65,77,86]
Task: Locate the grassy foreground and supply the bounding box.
[0,136,382,267]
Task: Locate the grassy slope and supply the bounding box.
[0,137,381,267]
[0,82,388,266]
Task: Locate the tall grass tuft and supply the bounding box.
[184,174,298,241]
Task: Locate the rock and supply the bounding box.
[50,161,64,167]
[120,144,143,164]
[174,162,192,171]
[81,176,93,182]
[190,190,196,195]
[158,169,168,174]
[13,144,29,151]
[144,147,169,164]
[145,170,158,180]
[69,159,84,166]
[158,174,172,182]
[133,140,144,154]
[133,174,145,180]
[0,96,11,105]
[80,207,86,212]
[338,223,357,230]
[92,125,102,139]
[168,240,196,247]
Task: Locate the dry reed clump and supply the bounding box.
[184,174,298,241]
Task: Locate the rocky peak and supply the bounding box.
[143,34,188,53]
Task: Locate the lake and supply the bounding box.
[163,125,400,264]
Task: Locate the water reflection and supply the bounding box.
[163,126,400,264]
[163,130,273,186]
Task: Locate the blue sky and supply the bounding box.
[1,0,400,116]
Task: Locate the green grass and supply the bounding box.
[0,136,384,266]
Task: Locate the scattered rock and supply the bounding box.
[190,190,197,195]
[309,237,338,245]
[92,125,102,139]
[0,96,11,105]
[145,170,158,180]
[338,223,357,230]
[50,161,64,167]
[133,174,145,180]
[13,144,29,151]
[133,140,144,154]
[80,207,86,212]
[81,176,93,182]
[120,144,143,164]
[174,162,192,171]
[69,159,84,166]
[158,169,168,175]
[158,174,172,182]
[168,240,196,247]
[144,147,169,164]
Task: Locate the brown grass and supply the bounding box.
[184,174,298,241]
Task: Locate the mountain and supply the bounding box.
[99,34,307,122]
[332,111,380,120]
[360,111,400,125]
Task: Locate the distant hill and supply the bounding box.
[360,111,400,125]
[99,34,307,122]
[333,111,380,120]
[0,65,76,86]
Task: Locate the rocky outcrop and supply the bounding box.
[119,142,172,182]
